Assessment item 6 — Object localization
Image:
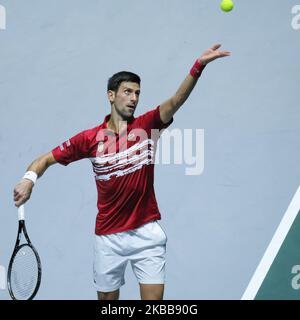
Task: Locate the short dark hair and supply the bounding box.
[107,71,141,93]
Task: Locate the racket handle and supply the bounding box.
[18,205,25,221]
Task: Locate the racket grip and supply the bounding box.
[18,205,25,221]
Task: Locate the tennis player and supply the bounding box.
[13,44,230,300]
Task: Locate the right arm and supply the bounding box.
[13,151,57,207]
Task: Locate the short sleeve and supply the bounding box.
[138,105,173,130]
[52,130,91,166]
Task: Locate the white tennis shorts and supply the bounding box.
[93,220,167,293]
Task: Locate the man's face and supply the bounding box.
[108,81,140,119]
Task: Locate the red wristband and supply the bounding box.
[190,59,206,79]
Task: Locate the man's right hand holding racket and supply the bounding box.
[14,179,34,207]
[9,151,57,300]
[13,152,57,207]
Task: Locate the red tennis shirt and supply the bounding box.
[52,105,173,235]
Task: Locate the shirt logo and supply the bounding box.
[128,132,135,140]
[97,141,104,153]
[59,139,71,151]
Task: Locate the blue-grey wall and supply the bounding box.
[0,0,299,299]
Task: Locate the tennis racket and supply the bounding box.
[7,204,42,300]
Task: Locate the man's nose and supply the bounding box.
[131,94,138,102]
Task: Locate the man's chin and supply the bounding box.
[123,110,135,119]
[115,106,135,121]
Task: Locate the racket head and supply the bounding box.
[7,243,42,300]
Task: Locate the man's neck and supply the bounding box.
[107,108,130,134]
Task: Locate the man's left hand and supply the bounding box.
[199,44,231,65]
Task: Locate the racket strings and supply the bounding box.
[10,245,39,300]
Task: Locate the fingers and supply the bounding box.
[222,50,231,54]
[14,192,21,202]
[210,43,231,56]
[211,44,221,50]
[14,194,29,207]
[15,200,24,208]
[15,200,26,208]
[13,182,32,207]
[14,188,21,201]
[14,191,23,207]
[219,51,231,56]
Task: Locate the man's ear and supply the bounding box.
[107,90,115,104]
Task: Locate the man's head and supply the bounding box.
[107,71,141,120]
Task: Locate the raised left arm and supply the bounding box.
[159,44,231,124]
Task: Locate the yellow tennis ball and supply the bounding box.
[220,0,234,12]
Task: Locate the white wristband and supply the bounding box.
[23,171,38,184]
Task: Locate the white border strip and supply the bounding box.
[241,186,300,300]
[0,265,6,290]
[0,5,6,30]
